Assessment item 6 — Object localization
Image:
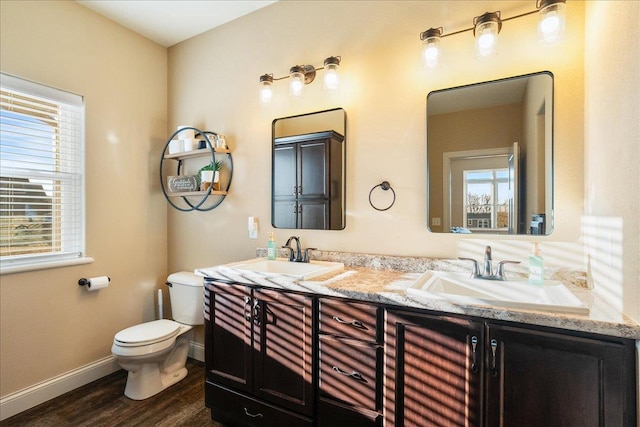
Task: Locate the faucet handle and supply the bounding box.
[496,260,521,280]
[302,248,316,263]
[459,257,480,277]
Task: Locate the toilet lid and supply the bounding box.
[114,319,181,346]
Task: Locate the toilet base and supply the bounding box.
[118,334,191,400]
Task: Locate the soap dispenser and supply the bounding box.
[528,243,544,285]
[267,232,277,260]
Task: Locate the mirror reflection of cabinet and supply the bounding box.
[272,108,346,230]
[273,131,344,230]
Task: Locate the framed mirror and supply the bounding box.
[427,72,553,235]
[272,108,346,230]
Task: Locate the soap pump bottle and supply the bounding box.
[267,232,277,260]
[528,243,544,285]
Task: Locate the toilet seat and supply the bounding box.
[114,319,181,347]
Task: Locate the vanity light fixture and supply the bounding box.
[474,12,502,59]
[537,0,567,43]
[419,0,566,68]
[258,56,341,104]
[420,27,443,69]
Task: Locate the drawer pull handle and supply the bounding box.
[332,365,366,382]
[243,407,264,418]
[332,316,367,330]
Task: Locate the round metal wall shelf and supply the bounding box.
[160,127,233,212]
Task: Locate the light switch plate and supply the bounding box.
[248,217,258,239]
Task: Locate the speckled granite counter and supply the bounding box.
[196,251,640,340]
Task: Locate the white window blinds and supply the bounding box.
[0,73,85,270]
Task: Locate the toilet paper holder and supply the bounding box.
[78,276,111,287]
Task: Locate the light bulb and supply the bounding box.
[538,0,566,44]
[289,67,305,98]
[474,13,501,59]
[259,84,272,105]
[323,56,341,91]
[259,74,273,105]
[420,28,442,69]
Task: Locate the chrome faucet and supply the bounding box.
[282,236,316,263]
[459,245,520,281]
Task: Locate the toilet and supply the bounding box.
[111,271,204,400]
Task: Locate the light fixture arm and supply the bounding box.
[263,57,341,84]
[420,1,562,39]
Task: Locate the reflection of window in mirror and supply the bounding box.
[463,169,509,232]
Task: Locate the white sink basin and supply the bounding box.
[407,271,589,315]
[220,257,344,281]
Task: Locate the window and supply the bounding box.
[463,168,509,230]
[0,73,85,272]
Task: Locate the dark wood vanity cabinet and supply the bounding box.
[386,309,637,427]
[486,323,636,426]
[317,298,384,427]
[273,130,344,230]
[385,310,484,426]
[205,281,636,426]
[204,281,314,426]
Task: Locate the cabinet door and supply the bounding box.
[386,310,484,427]
[273,144,297,200]
[299,199,328,230]
[299,141,328,199]
[253,289,314,416]
[205,282,253,394]
[485,323,637,427]
[273,200,298,228]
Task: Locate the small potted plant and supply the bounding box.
[198,160,223,191]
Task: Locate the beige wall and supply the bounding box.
[0,1,168,396]
[167,0,585,269]
[584,0,640,322]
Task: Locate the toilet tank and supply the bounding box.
[166,272,204,325]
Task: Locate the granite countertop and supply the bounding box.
[196,251,640,340]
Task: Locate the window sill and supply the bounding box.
[0,257,94,275]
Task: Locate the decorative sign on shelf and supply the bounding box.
[167,176,198,193]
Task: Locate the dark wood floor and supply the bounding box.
[1,359,224,427]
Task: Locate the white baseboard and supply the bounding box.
[0,341,204,421]
[0,356,120,421]
[189,340,205,362]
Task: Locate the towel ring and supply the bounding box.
[369,181,396,211]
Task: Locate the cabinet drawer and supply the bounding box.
[318,399,382,427]
[319,336,382,412]
[206,382,313,427]
[319,299,379,341]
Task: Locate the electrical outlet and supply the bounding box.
[432,217,441,226]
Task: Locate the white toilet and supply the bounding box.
[111,271,204,400]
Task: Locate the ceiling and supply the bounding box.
[76,0,277,47]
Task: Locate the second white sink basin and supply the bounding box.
[407,271,589,315]
[220,257,344,280]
